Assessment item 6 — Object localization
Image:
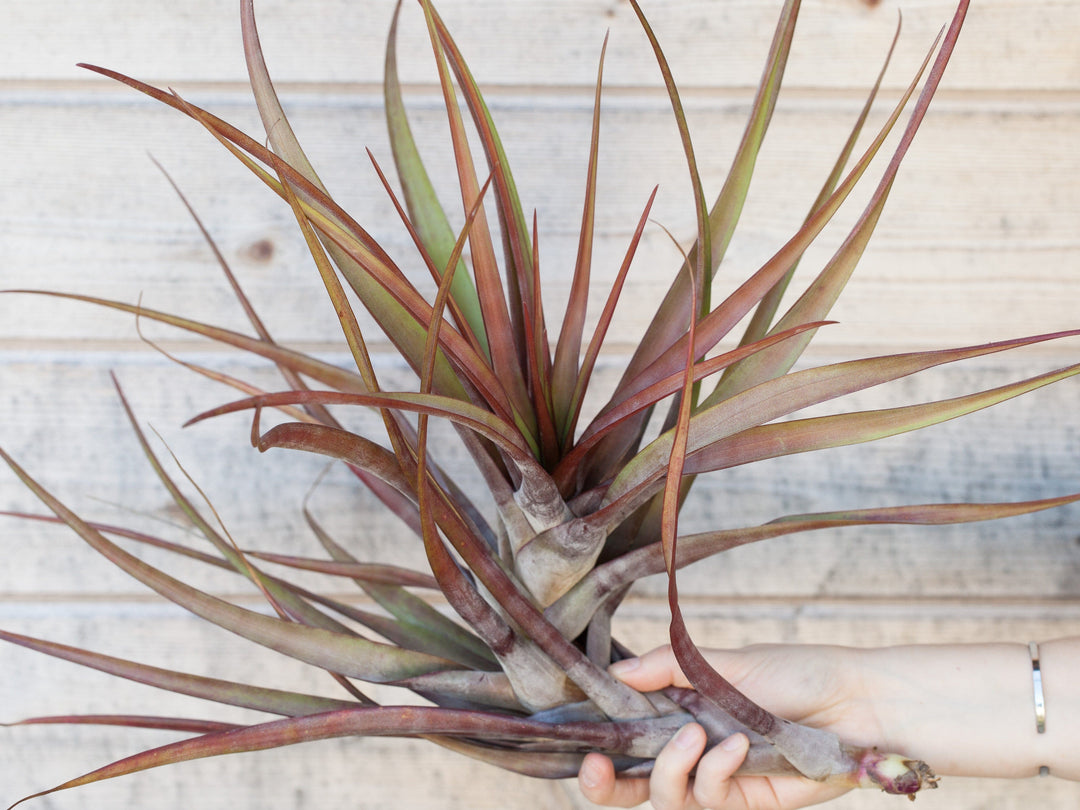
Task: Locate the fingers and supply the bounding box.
[580,730,758,810]
[690,733,751,809]
[579,753,650,808]
[648,722,707,810]
[609,645,692,691]
[578,726,715,810]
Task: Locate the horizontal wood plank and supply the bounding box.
[3,601,1079,808]
[4,1,1079,92]
[2,353,1078,600]
[3,0,1079,805]
[5,729,1077,809]
[2,92,1078,350]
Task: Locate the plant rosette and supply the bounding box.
[3,0,1078,806]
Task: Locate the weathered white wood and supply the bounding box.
[1,351,1078,601]
[2,0,1079,806]
[5,726,1077,809]
[4,0,1079,92]
[2,92,1078,349]
[3,602,1079,808]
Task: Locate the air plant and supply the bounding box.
[3,0,1078,804]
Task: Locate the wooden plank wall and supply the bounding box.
[2,0,1078,806]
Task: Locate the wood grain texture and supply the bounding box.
[1,352,1078,600]
[3,603,1079,808]
[2,93,1078,349]
[1,0,1079,806]
[5,1,1078,91]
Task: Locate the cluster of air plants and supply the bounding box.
[4,0,1079,804]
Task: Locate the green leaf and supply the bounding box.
[237,5,456,388]
[7,706,691,807]
[728,14,902,358]
[239,0,476,406]
[606,331,1080,511]
[552,34,609,437]
[0,447,459,683]
[550,491,1080,640]
[0,629,355,717]
[620,0,802,393]
[304,510,499,671]
[605,28,941,422]
[383,0,488,356]
[417,0,535,438]
[686,363,1080,476]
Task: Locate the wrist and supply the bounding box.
[1037,637,1080,779]
[856,642,1042,779]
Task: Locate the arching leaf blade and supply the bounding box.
[687,363,1080,476]
[550,490,1080,642]
[384,0,487,355]
[0,629,355,717]
[731,14,902,355]
[0,448,459,683]
[553,34,609,434]
[303,510,499,671]
[603,18,941,420]
[606,330,1080,508]
[5,706,692,808]
[620,0,802,394]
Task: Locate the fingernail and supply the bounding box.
[673,723,701,750]
[720,733,746,752]
[609,657,641,677]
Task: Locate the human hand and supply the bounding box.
[578,643,881,810]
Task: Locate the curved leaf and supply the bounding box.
[241,552,439,589]
[686,362,1080,477]
[189,389,537,472]
[303,510,499,671]
[606,330,1080,509]
[550,492,1080,639]
[383,0,487,354]
[0,448,458,683]
[7,706,693,807]
[1,290,366,392]
[0,628,356,717]
[75,64,517,421]
[604,20,941,420]
[111,376,356,636]
[618,0,802,395]
[727,14,903,363]
[552,34,609,434]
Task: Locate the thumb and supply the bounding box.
[609,645,692,691]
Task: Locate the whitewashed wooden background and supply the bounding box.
[2,0,1079,807]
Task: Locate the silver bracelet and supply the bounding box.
[1029,641,1046,734]
[1030,642,1050,777]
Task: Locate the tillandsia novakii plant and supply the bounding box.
[3,0,1080,804]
